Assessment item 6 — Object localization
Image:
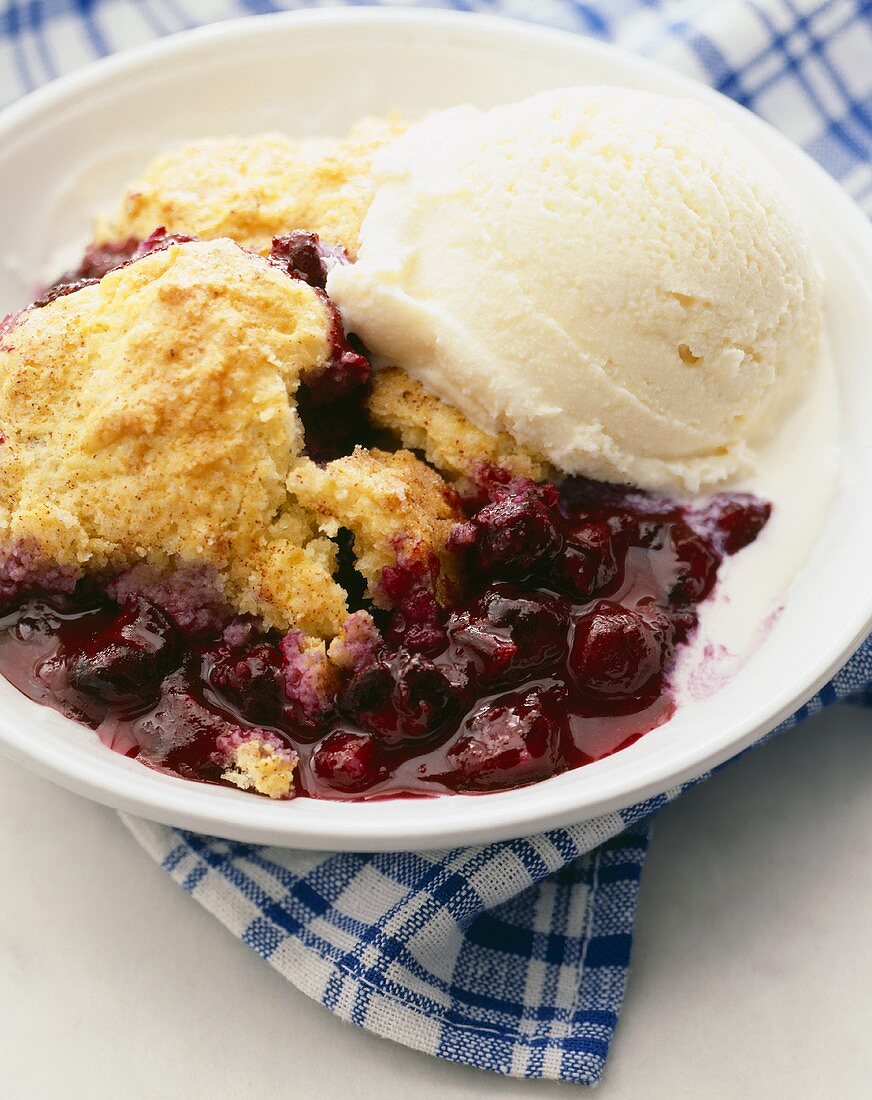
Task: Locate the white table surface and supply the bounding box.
[1,705,870,1099]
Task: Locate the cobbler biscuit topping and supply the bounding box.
[368,368,552,485]
[289,447,461,605]
[96,118,405,257]
[0,237,348,634]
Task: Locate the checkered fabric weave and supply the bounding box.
[2,0,870,1085]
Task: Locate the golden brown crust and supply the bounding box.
[221,738,298,799]
[95,118,406,257]
[367,367,552,483]
[0,241,468,637]
[287,446,461,605]
[0,238,347,635]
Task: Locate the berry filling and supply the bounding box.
[0,472,770,800]
[34,228,196,306]
[269,231,373,461]
[0,238,773,800]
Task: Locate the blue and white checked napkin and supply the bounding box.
[3,0,871,1085]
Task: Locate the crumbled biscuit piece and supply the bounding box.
[227,525,345,638]
[278,629,337,726]
[95,117,405,257]
[218,730,298,799]
[107,562,234,636]
[328,610,380,672]
[0,238,347,635]
[367,368,552,482]
[288,447,461,604]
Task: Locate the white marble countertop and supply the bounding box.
[1,704,870,1098]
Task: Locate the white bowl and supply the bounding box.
[1,8,871,851]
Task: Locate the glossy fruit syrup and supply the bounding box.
[0,474,770,799]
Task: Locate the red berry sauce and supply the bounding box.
[269,232,373,461]
[0,473,770,800]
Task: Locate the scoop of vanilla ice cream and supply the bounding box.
[327,88,822,491]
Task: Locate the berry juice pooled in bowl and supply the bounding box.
[0,88,833,802]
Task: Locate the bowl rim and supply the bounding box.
[1,6,871,850]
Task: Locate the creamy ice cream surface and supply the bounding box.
[328,87,823,491]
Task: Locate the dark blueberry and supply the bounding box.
[295,299,372,461]
[32,278,100,308]
[466,495,562,577]
[339,650,460,746]
[35,231,196,308]
[382,549,446,655]
[63,598,180,706]
[312,729,384,792]
[447,686,565,792]
[34,240,139,306]
[268,230,348,290]
[704,494,772,555]
[472,466,560,510]
[131,228,196,258]
[134,669,232,766]
[569,600,671,698]
[208,643,283,724]
[555,519,622,598]
[448,583,569,689]
[664,521,719,605]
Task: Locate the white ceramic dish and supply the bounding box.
[1,8,871,851]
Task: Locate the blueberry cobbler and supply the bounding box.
[0,90,824,800]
